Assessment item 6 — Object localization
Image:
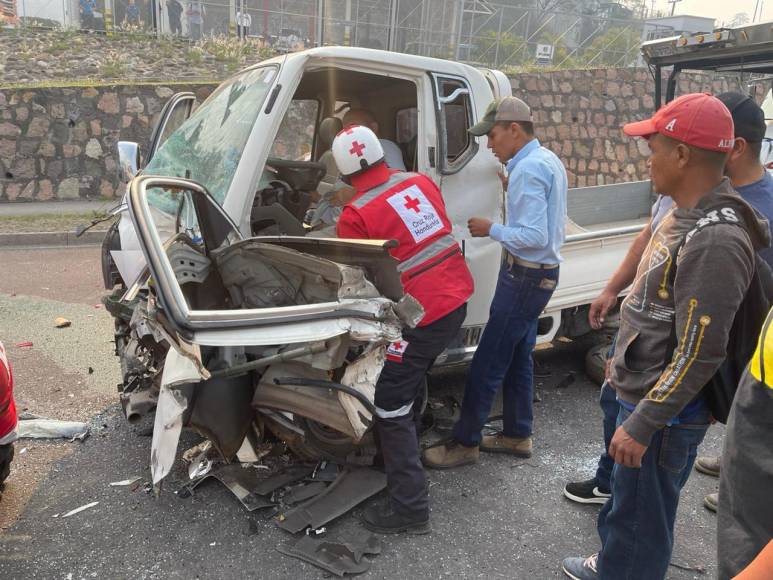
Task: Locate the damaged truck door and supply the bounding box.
[126,175,421,484]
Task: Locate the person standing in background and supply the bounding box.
[167,0,183,35]
[124,0,141,26]
[186,0,204,40]
[79,0,96,29]
[236,7,251,39]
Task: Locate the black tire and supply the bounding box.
[261,415,375,463]
[0,443,14,487]
[584,343,609,387]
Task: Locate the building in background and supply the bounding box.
[641,14,715,42]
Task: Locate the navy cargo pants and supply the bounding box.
[374,303,467,517]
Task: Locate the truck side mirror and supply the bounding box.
[117,141,141,182]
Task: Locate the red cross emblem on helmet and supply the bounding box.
[332,124,385,177]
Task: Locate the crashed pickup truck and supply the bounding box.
[102,47,653,483]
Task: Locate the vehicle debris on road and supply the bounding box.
[109,477,142,487]
[278,467,386,534]
[277,533,382,577]
[183,464,279,512]
[17,418,90,441]
[61,501,99,518]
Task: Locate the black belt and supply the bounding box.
[504,253,559,270]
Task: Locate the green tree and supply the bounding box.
[581,26,641,67]
[474,30,528,67]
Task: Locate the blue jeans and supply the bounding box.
[594,381,619,492]
[597,406,710,579]
[453,263,559,446]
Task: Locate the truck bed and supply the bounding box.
[567,179,653,230]
[546,179,653,325]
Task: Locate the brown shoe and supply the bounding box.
[695,455,721,478]
[422,441,479,469]
[704,492,718,513]
[480,433,532,458]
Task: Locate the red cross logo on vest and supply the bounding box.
[349,140,366,157]
[403,195,421,213]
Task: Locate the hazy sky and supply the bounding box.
[655,0,773,25]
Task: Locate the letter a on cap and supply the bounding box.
[664,118,677,132]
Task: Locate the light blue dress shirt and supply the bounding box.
[489,138,568,265]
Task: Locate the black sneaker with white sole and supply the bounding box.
[563,477,611,505]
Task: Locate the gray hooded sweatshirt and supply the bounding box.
[609,177,771,445]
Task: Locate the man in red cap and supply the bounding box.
[561,93,771,580]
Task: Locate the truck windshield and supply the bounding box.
[144,65,278,207]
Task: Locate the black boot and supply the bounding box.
[362,503,430,535]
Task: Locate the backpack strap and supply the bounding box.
[664,205,756,354]
[667,205,751,285]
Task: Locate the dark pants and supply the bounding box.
[594,381,619,492]
[169,15,182,34]
[718,369,773,579]
[597,406,709,579]
[453,264,558,446]
[375,303,467,517]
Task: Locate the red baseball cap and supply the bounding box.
[623,93,735,153]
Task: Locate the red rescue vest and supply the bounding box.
[0,342,16,440]
[340,171,474,326]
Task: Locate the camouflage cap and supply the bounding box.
[468,99,500,136]
[495,96,532,124]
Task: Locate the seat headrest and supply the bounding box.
[319,117,344,149]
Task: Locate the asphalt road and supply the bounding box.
[0,246,724,579]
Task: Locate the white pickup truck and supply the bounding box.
[103,47,649,479]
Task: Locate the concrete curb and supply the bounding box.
[0,230,106,248]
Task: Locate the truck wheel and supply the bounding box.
[0,443,14,488]
[261,415,375,463]
[296,417,376,463]
[584,343,609,387]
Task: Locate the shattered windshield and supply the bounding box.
[144,66,279,208]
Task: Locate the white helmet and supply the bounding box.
[331,125,385,177]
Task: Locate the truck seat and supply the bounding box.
[317,117,343,183]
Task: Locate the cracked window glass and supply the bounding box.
[144,66,278,211]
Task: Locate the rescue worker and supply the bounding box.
[331,124,474,534]
[0,341,17,501]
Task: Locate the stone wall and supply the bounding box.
[512,68,764,188]
[0,69,764,201]
[0,83,215,201]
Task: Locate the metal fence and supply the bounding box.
[10,0,676,69]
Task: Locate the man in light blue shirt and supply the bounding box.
[424,96,568,468]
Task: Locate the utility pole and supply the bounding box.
[387,0,398,52]
[668,0,682,17]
